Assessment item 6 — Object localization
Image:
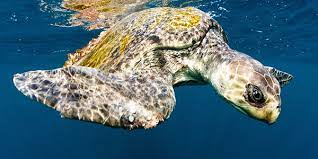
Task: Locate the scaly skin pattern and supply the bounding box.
[13,67,175,129]
[13,7,292,129]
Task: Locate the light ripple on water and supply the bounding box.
[38,0,74,28]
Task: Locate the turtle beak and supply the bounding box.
[263,106,281,125]
[241,104,281,125]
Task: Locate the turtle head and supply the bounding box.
[211,56,293,124]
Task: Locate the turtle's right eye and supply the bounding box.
[245,84,266,107]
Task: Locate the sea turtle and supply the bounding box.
[13,7,293,129]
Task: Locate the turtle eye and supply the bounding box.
[246,84,266,105]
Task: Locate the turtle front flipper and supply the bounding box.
[265,66,293,87]
[13,66,175,129]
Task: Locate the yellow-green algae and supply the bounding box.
[77,30,133,68]
[168,7,201,30]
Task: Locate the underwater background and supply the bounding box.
[1,0,317,158]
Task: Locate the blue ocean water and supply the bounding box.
[1,0,317,158]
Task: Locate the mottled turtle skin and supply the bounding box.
[13,7,293,129]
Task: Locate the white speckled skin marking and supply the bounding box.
[13,7,293,129]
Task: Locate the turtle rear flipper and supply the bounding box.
[13,66,175,129]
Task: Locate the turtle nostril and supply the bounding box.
[276,106,281,112]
